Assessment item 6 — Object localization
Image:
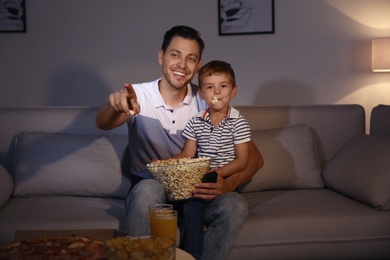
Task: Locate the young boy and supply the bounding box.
[173,60,251,259]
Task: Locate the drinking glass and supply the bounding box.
[148,204,173,237]
[151,210,178,243]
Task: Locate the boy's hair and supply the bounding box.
[161,25,205,59]
[198,60,236,87]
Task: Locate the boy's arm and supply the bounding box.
[215,142,249,178]
[170,139,198,159]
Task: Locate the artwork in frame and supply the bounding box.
[219,0,274,36]
[0,0,26,33]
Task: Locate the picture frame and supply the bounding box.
[0,0,26,33]
[219,0,274,36]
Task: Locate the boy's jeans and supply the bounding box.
[182,199,207,259]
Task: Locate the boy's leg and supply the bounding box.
[183,199,207,259]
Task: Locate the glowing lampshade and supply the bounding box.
[372,37,390,72]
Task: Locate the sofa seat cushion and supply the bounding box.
[232,189,390,259]
[13,132,131,199]
[323,134,390,210]
[239,124,323,192]
[0,196,127,244]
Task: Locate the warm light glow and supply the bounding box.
[326,0,390,29]
[372,37,390,72]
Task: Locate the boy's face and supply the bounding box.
[158,36,201,91]
[199,73,237,110]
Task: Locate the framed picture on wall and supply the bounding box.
[0,0,26,33]
[219,0,274,36]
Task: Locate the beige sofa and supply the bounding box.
[0,105,389,259]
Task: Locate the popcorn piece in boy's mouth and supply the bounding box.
[211,96,218,105]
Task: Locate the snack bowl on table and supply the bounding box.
[147,157,212,201]
[105,236,176,260]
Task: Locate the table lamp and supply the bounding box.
[372,37,390,72]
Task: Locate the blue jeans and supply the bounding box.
[182,199,207,259]
[125,179,248,260]
[125,179,166,236]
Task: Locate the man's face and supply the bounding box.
[158,36,201,90]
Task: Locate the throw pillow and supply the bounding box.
[239,124,323,193]
[13,132,131,198]
[323,134,390,210]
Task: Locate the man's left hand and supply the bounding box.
[192,177,231,200]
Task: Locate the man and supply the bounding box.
[96,25,263,260]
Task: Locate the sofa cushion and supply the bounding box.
[323,134,390,210]
[239,124,323,193]
[13,132,131,198]
[0,164,13,207]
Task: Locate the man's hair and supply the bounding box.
[198,60,236,87]
[161,25,205,59]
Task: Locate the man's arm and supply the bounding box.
[96,83,140,130]
[216,142,249,178]
[96,102,130,130]
[223,140,263,191]
[193,140,263,199]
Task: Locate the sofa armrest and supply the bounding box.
[370,105,390,135]
[0,164,13,208]
[323,134,390,210]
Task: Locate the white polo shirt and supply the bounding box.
[127,78,207,179]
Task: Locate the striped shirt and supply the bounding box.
[183,106,251,169]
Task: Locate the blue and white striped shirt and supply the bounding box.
[183,106,251,169]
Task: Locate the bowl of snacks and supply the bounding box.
[106,236,175,260]
[147,157,211,200]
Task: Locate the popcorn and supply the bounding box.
[106,237,175,260]
[211,96,218,105]
[147,157,211,200]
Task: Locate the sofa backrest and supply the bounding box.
[236,105,365,168]
[0,107,127,172]
[0,105,365,191]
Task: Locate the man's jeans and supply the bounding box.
[125,179,249,260]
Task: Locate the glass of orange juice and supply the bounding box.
[149,204,173,237]
[151,210,178,243]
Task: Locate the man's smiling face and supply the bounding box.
[158,36,201,90]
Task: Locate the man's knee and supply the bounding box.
[211,192,248,223]
[127,179,165,206]
[132,179,164,194]
[228,192,248,215]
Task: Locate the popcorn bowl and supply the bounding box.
[147,157,211,201]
